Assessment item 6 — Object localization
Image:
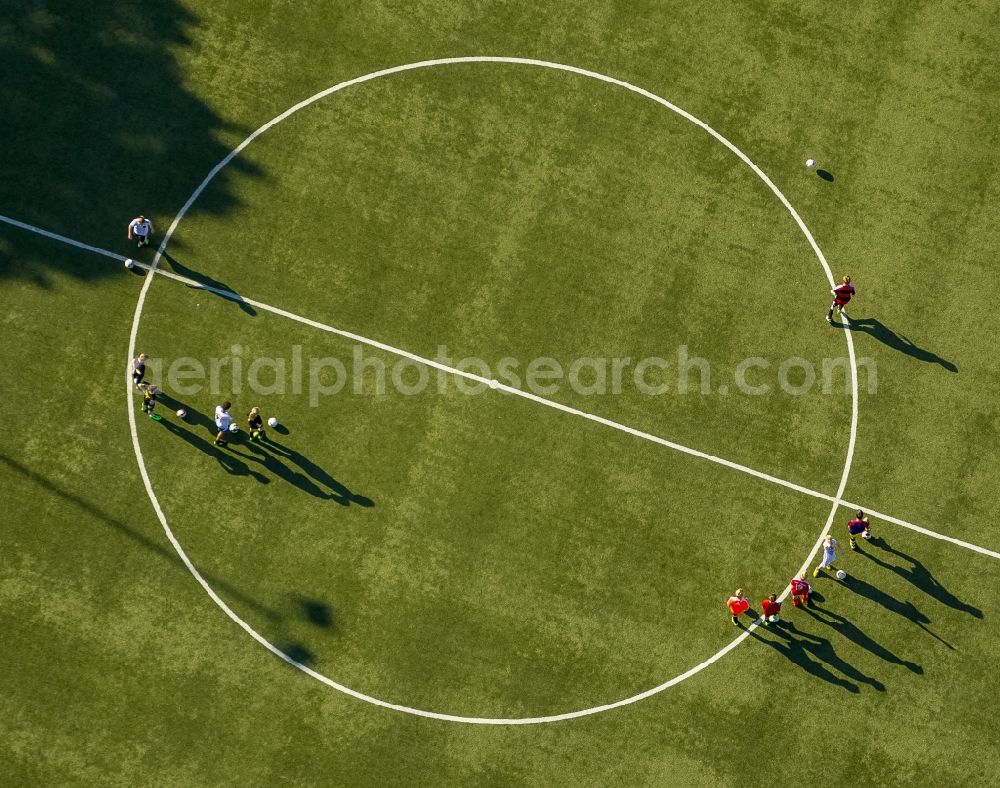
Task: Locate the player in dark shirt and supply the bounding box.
[827,275,856,323]
[132,353,148,387]
[140,384,157,417]
[247,406,266,442]
[847,510,871,550]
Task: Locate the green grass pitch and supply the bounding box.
[2,1,999,785]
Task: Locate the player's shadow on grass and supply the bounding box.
[835,317,957,372]
[153,393,367,505]
[803,605,922,674]
[750,621,883,692]
[160,251,257,316]
[0,452,280,622]
[155,409,269,483]
[841,574,955,650]
[252,438,375,507]
[231,440,330,500]
[859,542,982,618]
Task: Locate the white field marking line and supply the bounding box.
[121,43,854,725]
[5,210,995,562]
[14,57,1000,731]
[12,56,983,725]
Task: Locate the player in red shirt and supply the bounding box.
[760,594,782,624]
[827,275,856,324]
[847,509,872,550]
[790,574,811,607]
[727,588,751,626]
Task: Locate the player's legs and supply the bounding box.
[814,550,836,575]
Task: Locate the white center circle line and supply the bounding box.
[126,56,859,724]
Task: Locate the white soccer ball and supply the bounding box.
[176,409,187,418]
[489,379,500,390]
[267,417,278,428]
[124,258,135,269]
[835,569,847,580]
[805,158,816,168]
[228,423,240,433]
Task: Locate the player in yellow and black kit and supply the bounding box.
[247,406,266,441]
[139,384,158,418]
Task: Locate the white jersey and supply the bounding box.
[129,217,152,237]
[215,406,232,430]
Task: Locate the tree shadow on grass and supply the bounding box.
[297,597,336,630]
[833,317,957,371]
[841,574,955,650]
[279,643,316,667]
[0,1,259,285]
[860,540,982,619]
[0,452,280,622]
[803,605,922,674]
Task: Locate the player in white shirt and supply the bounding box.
[214,401,233,446]
[128,215,154,247]
[812,534,840,577]
[132,353,148,387]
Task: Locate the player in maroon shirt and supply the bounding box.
[827,275,856,323]
[847,510,872,550]
[760,594,782,624]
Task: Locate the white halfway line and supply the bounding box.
[4,211,997,562]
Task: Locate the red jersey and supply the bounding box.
[727,596,750,616]
[833,283,856,305]
[847,518,867,535]
[790,578,810,596]
[761,598,782,617]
